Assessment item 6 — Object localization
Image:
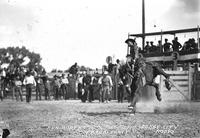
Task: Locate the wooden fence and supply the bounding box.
[159,69,194,101]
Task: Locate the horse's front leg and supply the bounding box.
[147,82,161,101]
[128,86,141,113]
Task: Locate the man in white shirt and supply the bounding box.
[23,71,36,103]
[98,71,113,103]
[60,74,69,100]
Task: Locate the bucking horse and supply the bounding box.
[120,38,172,114]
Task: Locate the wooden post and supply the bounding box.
[194,63,199,72]
[127,34,130,55]
[142,0,145,50]
[173,60,177,70]
[160,30,163,53]
[188,63,194,101]
[114,67,118,100]
[197,25,199,49]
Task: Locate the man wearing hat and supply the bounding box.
[14,75,23,101]
[98,71,113,103]
[23,71,36,103]
[82,71,92,102]
[163,38,172,52]
[35,74,43,100]
[125,38,138,59]
[60,73,69,100]
[53,75,61,100]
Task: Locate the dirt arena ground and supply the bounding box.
[0,99,200,138]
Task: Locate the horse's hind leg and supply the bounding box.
[154,66,170,79]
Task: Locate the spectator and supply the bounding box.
[77,74,84,99]
[82,72,92,102]
[0,68,6,100]
[117,78,124,103]
[172,37,182,52]
[149,41,157,52]
[157,40,163,53]
[190,38,198,50]
[98,71,113,103]
[60,74,69,100]
[182,39,190,51]
[14,75,23,101]
[41,70,50,100]
[69,62,78,77]
[116,59,121,73]
[53,75,61,100]
[163,39,172,52]
[35,74,43,100]
[144,41,151,53]
[23,71,36,103]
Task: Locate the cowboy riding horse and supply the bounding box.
[122,38,171,113]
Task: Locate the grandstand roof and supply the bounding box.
[129,27,199,37]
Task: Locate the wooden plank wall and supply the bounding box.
[159,71,191,101]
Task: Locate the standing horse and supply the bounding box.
[124,38,171,113]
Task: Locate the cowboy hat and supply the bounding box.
[125,38,136,45]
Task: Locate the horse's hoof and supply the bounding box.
[165,79,172,91]
[130,113,135,116]
[128,105,134,110]
[157,97,162,101]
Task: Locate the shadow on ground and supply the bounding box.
[80,111,131,116]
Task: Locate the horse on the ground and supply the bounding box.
[123,38,171,113]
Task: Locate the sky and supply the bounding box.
[0,0,199,72]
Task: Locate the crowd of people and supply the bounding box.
[142,37,199,54]
[0,61,126,104]
[0,66,52,102]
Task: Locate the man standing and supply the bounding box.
[60,74,69,100]
[82,72,92,102]
[23,71,36,103]
[35,74,43,100]
[149,41,157,53]
[163,39,172,52]
[157,40,163,53]
[98,71,113,103]
[53,75,61,100]
[117,78,124,103]
[172,37,182,52]
[41,69,50,100]
[144,41,151,53]
[14,75,23,101]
